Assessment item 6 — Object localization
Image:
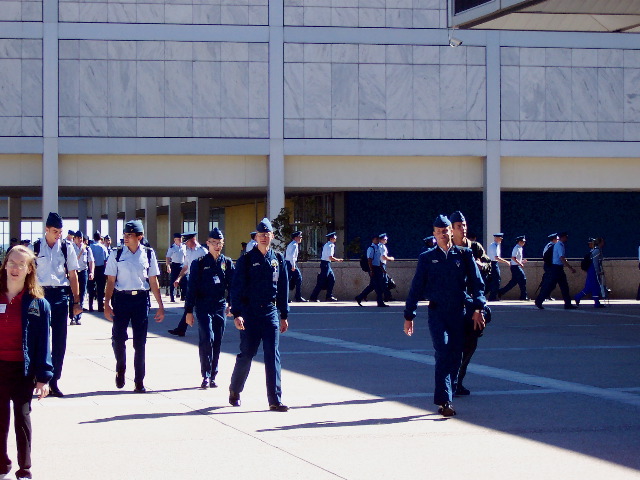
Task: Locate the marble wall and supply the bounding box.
[284,43,487,139]
[284,0,446,29]
[0,1,42,21]
[501,47,640,141]
[0,39,43,137]
[58,40,269,138]
[59,0,268,25]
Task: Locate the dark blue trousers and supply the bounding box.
[44,287,70,382]
[229,308,281,405]
[75,269,88,321]
[487,261,501,300]
[310,260,335,300]
[111,291,150,383]
[169,262,184,301]
[499,265,527,300]
[88,265,106,310]
[427,306,465,406]
[196,302,226,380]
[285,261,303,301]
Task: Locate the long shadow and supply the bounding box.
[95,301,640,471]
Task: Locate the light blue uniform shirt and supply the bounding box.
[183,244,207,279]
[487,242,500,261]
[552,241,566,266]
[73,243,94,271]
[35,238,80,287]
[89,241,108,267]
[321,242,334,261]
[285,240,299,266]
[166,243,186,264]
[105,246,160,291]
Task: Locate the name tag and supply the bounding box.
[213,276,220,284]
[0,304,6,314]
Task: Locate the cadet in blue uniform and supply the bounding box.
[284,231,307,302]
[88,231,109,312]
[165,233,186,303]
[575,238,606,308]
[34,212,82,397]
[403,215,486,417]
[309,232,343,302]
[184,228,234,389]
[535,232,578,309]
[355,234,380,306]
[104,220,165,393]
[498,235,529,300]
[228,218,290,412]
[71,231,94,325]
[486,233,510,301]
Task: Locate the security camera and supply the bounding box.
[449,37,462,47]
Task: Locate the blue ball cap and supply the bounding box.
[433,215,451,228]
[256,218,273,233]
[208,227,224,239]
[46,212,63,229]
[123,220,144,234]
[291,231,302,239]
[449,211,466,224]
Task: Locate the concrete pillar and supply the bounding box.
[107,197,118,240]
[334,192,345,258]
[91,197,102,236]
[196,197,210,242]
[42,140,59,224]
[169,197,182,243]
[8,197,21,242]
[144,198,158,249]
[78,199,88,234]
[267,0,285,220]
[124,197,136,221]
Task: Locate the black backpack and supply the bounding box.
[33,239,70,276]
[580,251,592,272]
[359,253,370,272]
[543,243,554,267]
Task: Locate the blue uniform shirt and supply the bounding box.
[552,241,566,266]
[404,245,486,320]
[89,241,108,267]
[184,253,234,314]
[230,247,289,320]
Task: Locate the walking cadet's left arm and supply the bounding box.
[465,250,487,331]
[148,275,165,322]
[276,254,290,333]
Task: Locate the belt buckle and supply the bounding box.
[131,291,137,296]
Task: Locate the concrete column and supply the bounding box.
[107,197,118,240]
[144,198,158,249]
[334,192,345,258]
[124,197,136,221]
[8,197,21,242]
[78,199,88,234]
[267,0,285,220]
[484,31,502,247]
[196,197,210,241]
[169,197,182,242]
[91,197,102,235]
[42,0,59,222]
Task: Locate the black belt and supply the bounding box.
[171,262,183,265]
[43,285,67,290]
[116,290,148,296]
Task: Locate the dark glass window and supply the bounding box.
[454,0,493,14]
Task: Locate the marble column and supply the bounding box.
[78,199,88,234]
[8,197,21,242]
[169,197,182,243]
[91,197,102,236]
[144,198,158,249]
[124,197,136,221]
[196,197,210,242]
[107,196,118,240]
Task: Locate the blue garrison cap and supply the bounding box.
[123,220,144,234]
[74,230,83,238]
[547,233,558,240]
[67,229,75,236]
[250,231,257,238]
[588,237,596,243]
[378,233,388,239]
[256,218,273,233]
[173,232,181,239]
[208,227,224,239]
[326,232,337,238]
[433,215,451,228]
[181,231,197,241]
[291,231,302,239]
[449,211,466,224]
[515,235,526,242]
[104,235,111,240]
[46,212,63,229]
[493,233,504,237]
[423,236,435,245]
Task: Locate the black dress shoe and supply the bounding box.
[326,296,338,302]
[229,390,241,407]
[209,379,218,388]
[355,296,363,306]
[295,298,308,302]
[269,403,290,412]
[454,385,470,396]
[564,305,578,310]
[134,382,146,393]
[309,298,319,302]
[535,302,544,310]
[377,303,390,308]
[49,383,64,397]
[15,468,32,479]
[438,402,456,417]
[0,462,11,475]
[168,328,185,337]
[200,378,209,389]
[116,371,126,389]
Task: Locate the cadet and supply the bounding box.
[309,232,343,302]
[355,234,380,306]
[535,232,578,309]
[167,232,207,337]
[184,228,234,389]
[285,231,307,302]
[486,233,510,301]
[374,233,395,307]
[574,238,606,308]
[88,231,109,312]
[534,233,558,302]
[450,211,492,396]
[498,235,529,300]
[34,212,82,397]
[165,233,186,303]
[228,218,290,412]
[71,231,94,325]
[104,220,165,393]
[245,232,258,253]
[403,215,486,417]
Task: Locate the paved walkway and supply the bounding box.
[7,298,640,479]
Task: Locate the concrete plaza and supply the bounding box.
[7,297,640,480]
